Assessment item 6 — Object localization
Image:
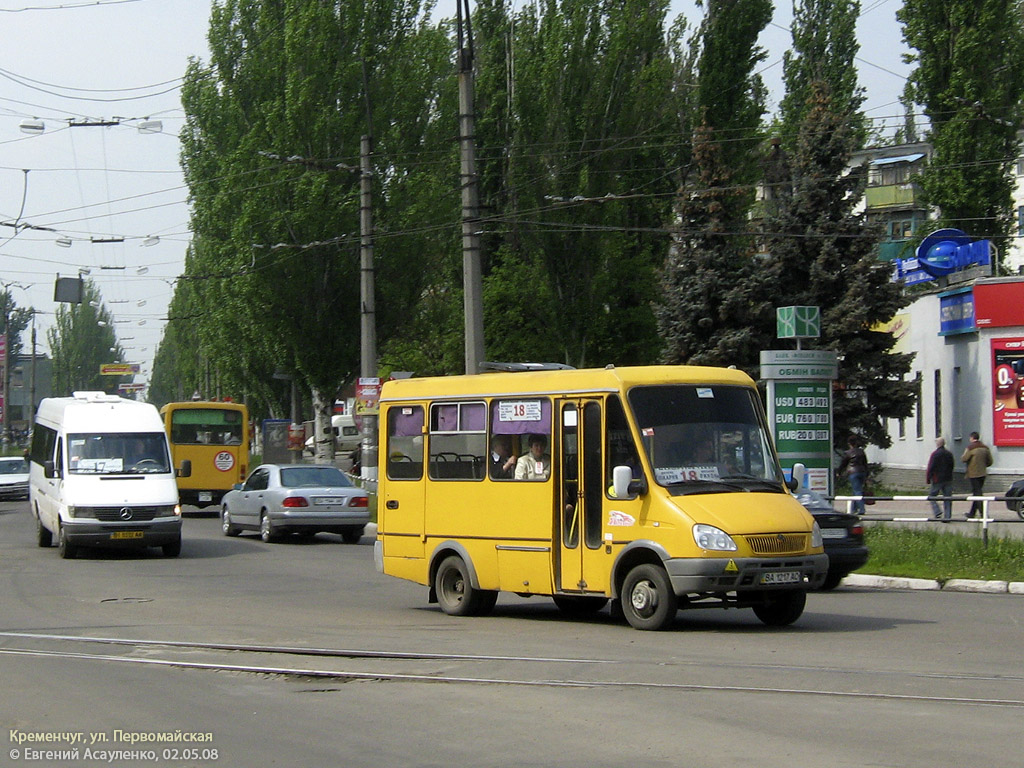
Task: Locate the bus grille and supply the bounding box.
[746,533,808,556]
[79,506,175,522]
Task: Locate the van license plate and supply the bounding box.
[761,571,800,585]
[111,531,144,540]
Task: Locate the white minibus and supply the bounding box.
[29,391,192,559]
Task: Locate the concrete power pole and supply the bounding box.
[457,0,485,375]
[359,134,378,482]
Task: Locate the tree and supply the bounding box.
[655,0,772,371]
[176,0,455,453]
[471,0,679,368]
[760,82,916,448]
[47,281,124,396]
[899,0,1024,253]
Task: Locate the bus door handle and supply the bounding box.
[386,500,399,509]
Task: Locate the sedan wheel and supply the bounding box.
[221,507,240,537]
[260,513,277,543]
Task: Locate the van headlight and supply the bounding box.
[811,521,823,548]
[174,504,182,518]
[693,524,738,551]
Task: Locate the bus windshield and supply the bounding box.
[627,384,783,494]
[170,408,245,445]
[67,432,171,475]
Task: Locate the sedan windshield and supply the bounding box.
[627,384,783,494]
[280,465,351,488]
[67,432,171,475]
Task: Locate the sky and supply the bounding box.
[0,0,912,389]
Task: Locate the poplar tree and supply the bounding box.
[899,0,1024,250]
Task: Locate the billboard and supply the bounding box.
[991,337,1024,446]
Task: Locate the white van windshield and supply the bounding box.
[627,384,784,494]
[67,432,171,475]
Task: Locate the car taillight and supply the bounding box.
[282,497,309,508]
[851,524,864,536]
[352,496,368,508]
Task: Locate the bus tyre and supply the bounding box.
[435,555,497,617]
[621,564,677,631]
[752,589,806,627]
[36,514,52,548]
[58,525,78,560]
[552,595,608,617]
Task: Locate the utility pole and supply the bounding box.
[457,0,485,375]
[359,134,378,482]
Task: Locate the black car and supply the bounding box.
[795,489,869,590]
[1005,479,1024,520]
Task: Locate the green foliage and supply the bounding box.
[47,281,124,396]
[655,0,771,371]
[899,0,1024,252]
[168,0,455,413]
[760,82,915,448]
[864,527,1024,582]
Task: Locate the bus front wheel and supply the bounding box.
[435,555,497,617]
[620,563,677,630]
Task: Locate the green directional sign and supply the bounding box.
[777,306,821,339]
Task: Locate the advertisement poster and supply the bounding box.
[992,337,1024,446]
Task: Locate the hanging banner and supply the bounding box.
[991,337,1024,446]
[100,363,140,375]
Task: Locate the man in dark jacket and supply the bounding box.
[926,437,955,521]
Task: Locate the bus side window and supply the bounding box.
[387,405,424,480]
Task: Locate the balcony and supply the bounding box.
[865,183,923,210]
[877,239,914,262]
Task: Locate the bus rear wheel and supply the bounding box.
[435,555,497,617]
[620,563,677,630]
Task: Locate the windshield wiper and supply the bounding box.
[663,478,748,493]
[718,474,785,492]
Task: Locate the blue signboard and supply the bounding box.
[939,288,975,335]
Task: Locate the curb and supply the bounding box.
[842,573,1024,594]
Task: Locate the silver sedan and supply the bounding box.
[221,463,370,543]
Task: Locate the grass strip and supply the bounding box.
[862,526,1024,583]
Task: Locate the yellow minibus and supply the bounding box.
[160,400,249,509]
[374,364,827,630]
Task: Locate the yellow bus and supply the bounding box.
[374,364,827,630]
[160,400,249,509]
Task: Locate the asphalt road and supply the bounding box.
[1,500,1022,768]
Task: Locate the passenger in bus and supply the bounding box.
[489,435,516,479]
[514,434,550,481]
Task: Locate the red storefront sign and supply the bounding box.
[992,337,1024,446]
[975,281,1024,328]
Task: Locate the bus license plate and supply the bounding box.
[111,531,144,540]
[198,492,213,502]
[761,571,800,585]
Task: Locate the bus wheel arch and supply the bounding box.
[429,546,496,617]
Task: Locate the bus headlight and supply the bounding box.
[811,521,823,548]
[693,524,738,551]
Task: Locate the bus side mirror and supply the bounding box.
[612,465,644,499]
[787,462,806,492]
[43,460,58,479]
[177,459,192,479]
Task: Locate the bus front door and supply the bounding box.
[557,400,609,595]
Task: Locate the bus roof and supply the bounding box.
[159,401,248,414]
[379,365,755,402]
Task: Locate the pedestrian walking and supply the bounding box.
[837,435,869,515]
[961,431,993,519]
[926,437,954,521]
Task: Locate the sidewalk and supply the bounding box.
[832,495,1024,595]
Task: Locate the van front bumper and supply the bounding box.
[61,518,182,547]
[665,553,828,594]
